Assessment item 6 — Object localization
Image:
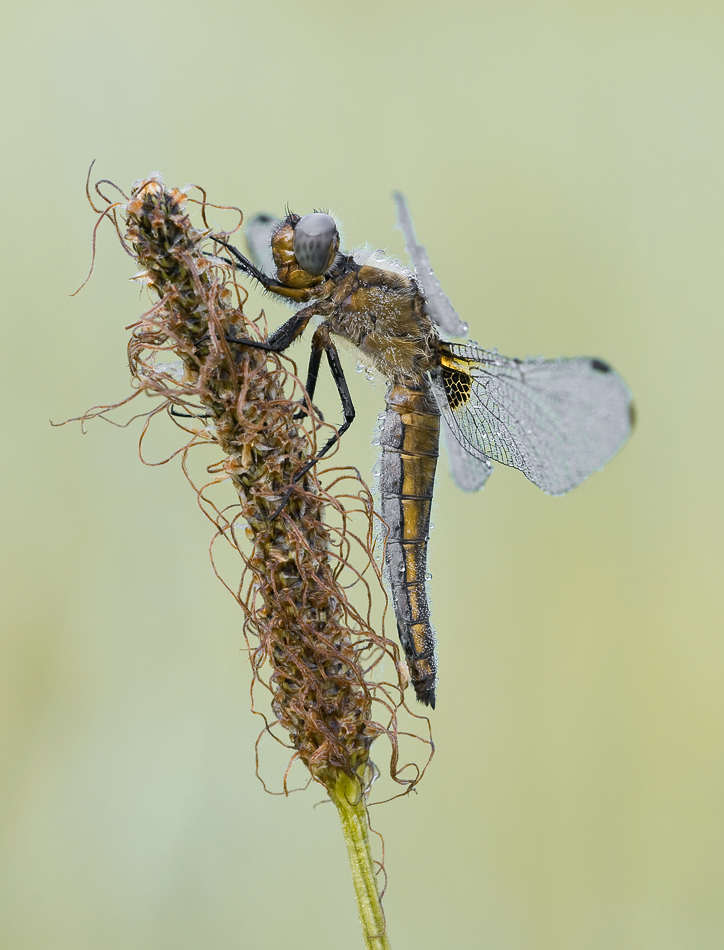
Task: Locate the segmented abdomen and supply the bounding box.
[379,380,440,707]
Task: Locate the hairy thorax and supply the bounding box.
[324,263,438,383]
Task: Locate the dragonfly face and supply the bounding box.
[264,212,341,290]
[292,213,339,275]
[214,196,633,708]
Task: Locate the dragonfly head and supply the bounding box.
[270,212,340,289]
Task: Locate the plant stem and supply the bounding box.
[328,771,392,950]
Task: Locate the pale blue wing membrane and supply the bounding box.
[393,193,469,338]
[440,413,494,492]
[245,213,282,279]
[432,343,633,496]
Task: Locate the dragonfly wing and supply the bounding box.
[435,343,633,496]
[441,414,494,491]
[431,381,494,491]
[245,213,282,279]
[393,193,469,338]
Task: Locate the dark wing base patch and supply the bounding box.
[431,343,632,496]
[442,365,473,411]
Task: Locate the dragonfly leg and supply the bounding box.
[209,236,317,303]
[293,331,325,421]
[291,326,355,476]
[269,325,355,519]
[195,301,325,360]
[207,237,279,292]
[169,405,212,420]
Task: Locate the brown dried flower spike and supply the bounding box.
[73,173,433,949]
[127,179,380,782]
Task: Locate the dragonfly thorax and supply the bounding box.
[324,262,439,384]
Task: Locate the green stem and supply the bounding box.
[328,771,392,950]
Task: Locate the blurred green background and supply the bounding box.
[2,0,723,947]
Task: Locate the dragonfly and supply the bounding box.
[211,195,633,709]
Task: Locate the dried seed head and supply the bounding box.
[90,174,432,793]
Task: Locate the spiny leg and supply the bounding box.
[169,405,212,420]
[208,237,279,292]
[293,328,325,421]
[203,239,352,513]
[201,308,349,518]
[209,236,318,303]
[196,300,323,364]
[269,325,356,519]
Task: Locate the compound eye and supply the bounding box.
[293,213,338,275]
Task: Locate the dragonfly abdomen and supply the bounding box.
[379,380,440,707]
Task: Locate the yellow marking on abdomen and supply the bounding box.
[379,379,441,706]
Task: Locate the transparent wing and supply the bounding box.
[393,193,468,338]
[431,343,633,496]
[440,413,494,492]
[245,213,282,279]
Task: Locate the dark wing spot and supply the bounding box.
[442,365,473,411]
[629,401,637,428]
[590,358,611,373]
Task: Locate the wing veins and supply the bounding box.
[438,350,632,494]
